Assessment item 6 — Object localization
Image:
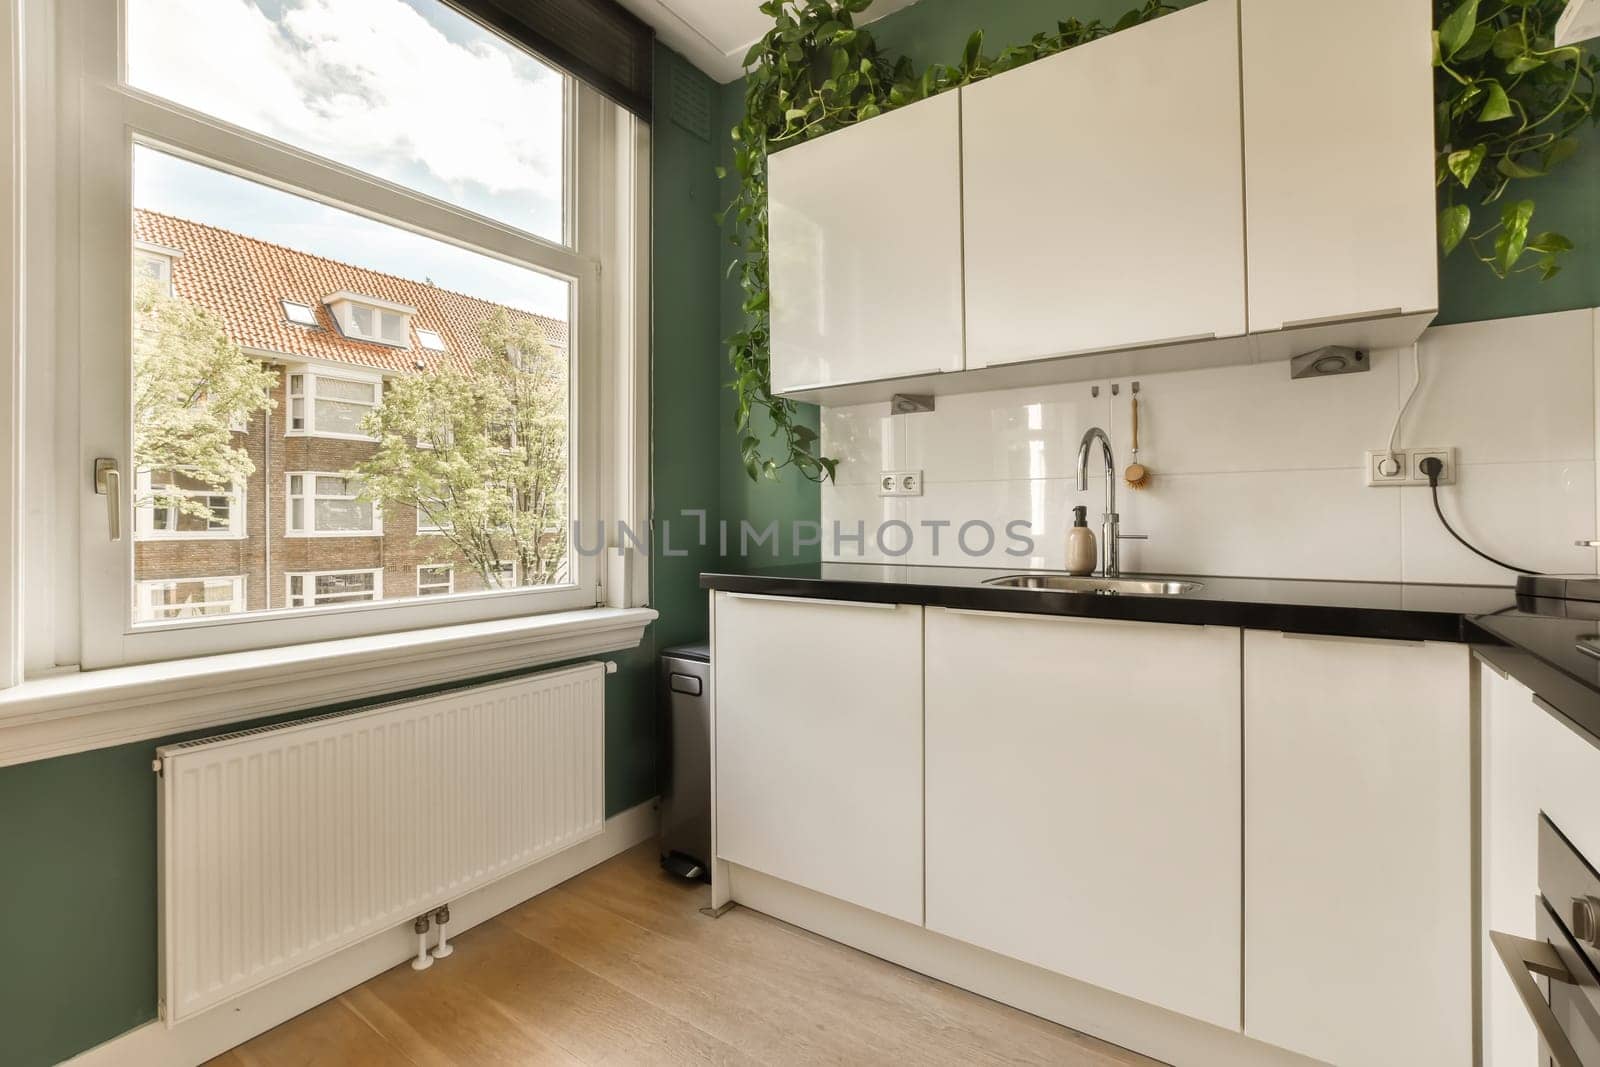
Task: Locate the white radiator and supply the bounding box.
[156,663,607,1024]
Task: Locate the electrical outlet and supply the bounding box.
[1366,450,1409,487]
[1410,447,1456,486]
[878,470,924,497]
[1364,448,1458,487]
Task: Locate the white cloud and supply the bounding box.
[127,0,565,237]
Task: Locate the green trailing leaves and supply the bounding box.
[1434,0,1599,279]
[720,0,1174,482]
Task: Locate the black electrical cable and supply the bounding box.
[1420,457,1543,576]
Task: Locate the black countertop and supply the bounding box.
[699,562,1516,644]
[1469,601,1600,748]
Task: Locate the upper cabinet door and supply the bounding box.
[767,92,965,394]
[1242,0,1438,333]
[962,0,1246,370]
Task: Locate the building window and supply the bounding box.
[135,576,246,622]
[416,329,446,352]
[287,473,380,536]
[282,300,318,326]
[133,242,179,295]
[416,565,453,596]
[134,470,245,540]
[285,370,380,439]
[492,560,519,588]
[415,497,449,534]
[326,292,412,347]
[287,570,382,608]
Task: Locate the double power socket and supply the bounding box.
[1365,447,1457,488]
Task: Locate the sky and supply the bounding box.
[127,0,570,319]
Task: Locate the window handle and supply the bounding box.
[94,458,122,542]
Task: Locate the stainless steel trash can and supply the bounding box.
[659,643,710,881]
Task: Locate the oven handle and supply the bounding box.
[1491,930,1586,1067]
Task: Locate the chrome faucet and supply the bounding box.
[1076,426,1145,578]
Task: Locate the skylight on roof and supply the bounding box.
[283,300,318,326]
[417,329,446,352]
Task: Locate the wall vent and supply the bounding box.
[670,56,713,142]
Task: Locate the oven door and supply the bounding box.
[1492,898,1600,1066]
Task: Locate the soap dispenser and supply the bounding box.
[1066,506,1097,576]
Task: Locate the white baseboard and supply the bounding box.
[65,799,660,1067]
[727,863,1323,1067]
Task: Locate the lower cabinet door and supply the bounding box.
[713,593,924,925]
[924,608,1243,1030]
[1244,631,1471,1067]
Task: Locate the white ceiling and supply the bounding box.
[619,0,924,83]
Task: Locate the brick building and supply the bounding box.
[131,209,569,622]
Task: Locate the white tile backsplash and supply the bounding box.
[819,309,1600,585]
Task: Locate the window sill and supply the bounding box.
[0,605,656,768]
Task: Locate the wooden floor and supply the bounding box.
[211,843,1158,1066]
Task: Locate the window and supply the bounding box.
[285,371,381,439]
[492,561,519,588]
[33,0,646,673]
[416,498,449,534]
[134,470,244,540]
[134,244,176,295]
[287,474,380,537]
[327,293,412,347]
[416,565,453,597]
[287,570,382,609]
[282,300,318,326]
[135,576,246,622]
[416,329,446,352]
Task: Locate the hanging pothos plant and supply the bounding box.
[719,0,1175,483]
[1434,0,1599,279]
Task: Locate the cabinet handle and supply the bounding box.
[937,607,1178,630]
[981,332,1217,368]
[1274,631,1424,649]
[1490,931,1584,1067]
[779,367,949,394]
[1279,307,1405,331]
[724,592,900,610]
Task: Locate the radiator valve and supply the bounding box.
[411,914,433,971]
[431,904,454,960]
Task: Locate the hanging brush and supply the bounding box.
[1124,391,1151,490]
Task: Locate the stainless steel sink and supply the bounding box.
[983,574,1205,597]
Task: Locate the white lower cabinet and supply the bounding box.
[923,608,1243,1030]
[713,593,925,925]
[1243,632,1471,1067]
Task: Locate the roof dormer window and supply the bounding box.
[323,291,415,347]
[416,329,446,352]
[134,240,183,296]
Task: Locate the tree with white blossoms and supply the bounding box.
[133,277,277,519]
[357,307,568,589]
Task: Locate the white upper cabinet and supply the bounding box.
[1241,0,1439,337]
[924,609,1242,1030]
[767,91,965,394]
[1244,632,1471,1067]
[962,0,1246,369]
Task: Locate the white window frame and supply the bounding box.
[285,367,383,441]
[415,564,453,597]
[415,328,445,352]
[286,471,382,538]
[415,496,449,534]
[133,469,246,541]
[135,575,245,622]
[286,568,383,609]
[281,300,317,326]
[325,291,413,347]
[133,239,178,295]
[11,0,649,678]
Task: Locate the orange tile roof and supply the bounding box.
[135,209,568,376]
